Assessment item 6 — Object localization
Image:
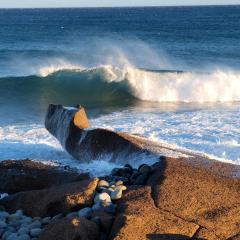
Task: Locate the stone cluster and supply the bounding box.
[0,163,154,240]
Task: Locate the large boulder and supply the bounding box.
[0,178,99,217]
[45,104,151,163]
[147,157,240,239]
[39,217,99,240]
[0,159,89,194]
[109,186,199,240]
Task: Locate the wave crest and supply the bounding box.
[39,64,240,103]
[1,64,240,104]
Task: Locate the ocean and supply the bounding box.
[0,6,239,175]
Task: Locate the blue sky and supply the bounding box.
[0,0,240,8]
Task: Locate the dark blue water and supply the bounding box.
[1,6,240,74]
[0,6,239,167]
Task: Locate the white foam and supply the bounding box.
[100,65,240,103]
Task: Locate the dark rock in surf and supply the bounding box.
[45,104,150,163]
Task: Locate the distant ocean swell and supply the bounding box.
[1,65,240,107]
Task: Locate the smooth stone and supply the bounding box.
[115,185,127,191]
[111,189,123,200]
[18,227,29,235]
[8,214,22,222]
[8,221,21,228]
[94,193,111,204]
[112,176,129,183]
[0,193,9,200]
[103,203,117,214]
[2,230,13,240]
[18,234,31,240]
[6,233,18,240]
[124,164,133,171]
[115,180,124,186]
[51,213,63,221]
[97,180,109,188]
[20,217,32,225]
[42,217,51,224]
[30,228,42,237]
[66,212,78,219]
[100,188,112,195]
[15,210,24,217]
[78,207,92,219]
[28,221,41,229]
[0,212,9,219]
[92,201,116,214]
[6,226,16,232]
[92,203,102,212]
[133,173,148,185]
[138,164,152,174]
[91,216,101,225]
[0,220,7,228]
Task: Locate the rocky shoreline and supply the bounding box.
[0,105,239,239]
[0,157,239,240]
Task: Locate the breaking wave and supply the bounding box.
[1,64,240,107]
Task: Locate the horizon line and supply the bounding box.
[0,4,239,9]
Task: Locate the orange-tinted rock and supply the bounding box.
[39,217,99,240]
[73,107,91,129]
[0,159,89,194]
[147,157,240,239]
[194,227,221,240]
[109,186,199,240]
[0,178,98,217]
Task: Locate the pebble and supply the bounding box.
[18,234,31,240]
[2,230,13,240]
[42,217,51,225]
[0,220,7,228]
[66,212,78,219]
[138,164,152,174]
[91,216,101,225]
[6,233,18,240]
[94,193,111,204]
[97,180,109,188]
[51,213,63,221]
[30,228,42,237]
[78,208,92,219]
[18,226,29,235]
[115,180,124,186]
[115,185,127,191]
[28,220,41,229]
[8,214,21,222]
[0,211,9,219]
[111,189,122,200]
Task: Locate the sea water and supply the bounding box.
[0,6,239,174]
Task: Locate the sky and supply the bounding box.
[0,0,240,8]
